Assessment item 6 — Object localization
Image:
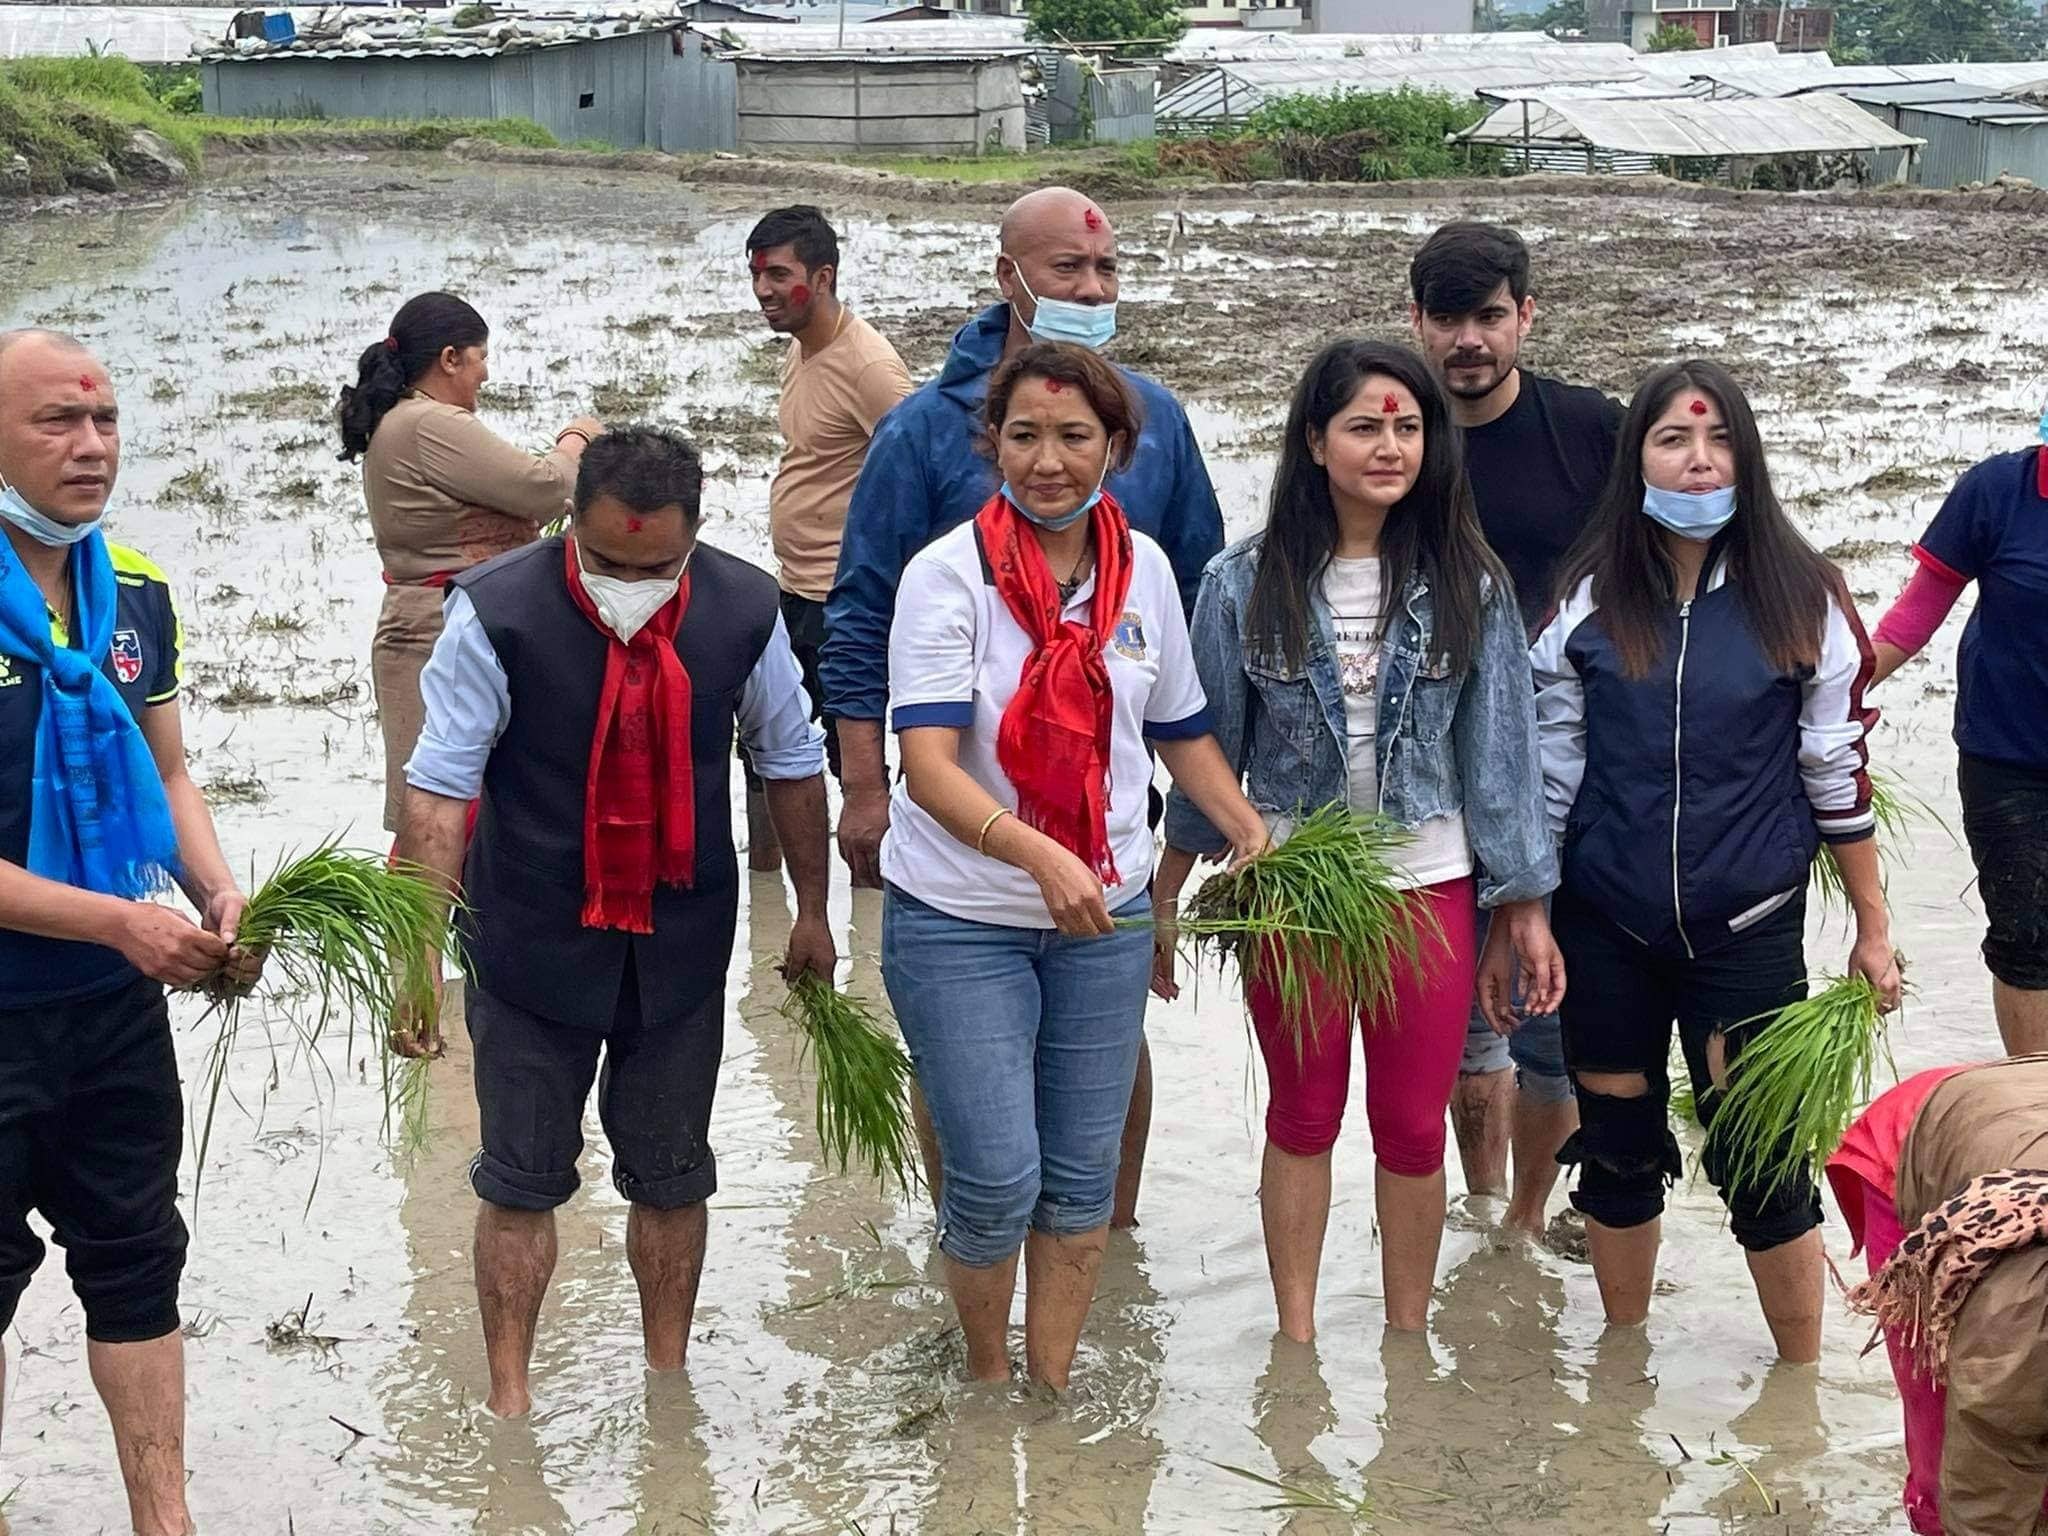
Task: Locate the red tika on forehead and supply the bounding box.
[1690,399,1709,415]
[1083,208,1102,231]
[1382,393,1400,414]
[625,516,645,533]
[78,376,97,392]
[750,250,767,272]
[1045,379,1064,393]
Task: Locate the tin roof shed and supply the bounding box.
[1455,91,1926,159]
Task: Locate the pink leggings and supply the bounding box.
[1864,1190,1949,1536]
[1248,877,1476,1176]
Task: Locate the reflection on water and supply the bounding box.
[4,159,2032,1533]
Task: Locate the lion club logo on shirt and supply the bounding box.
[1112,609,1147,661]
[110,629,143,685]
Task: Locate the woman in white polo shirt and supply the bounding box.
[882,342,1267,1390]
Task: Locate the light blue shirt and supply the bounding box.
[405,588,826,800]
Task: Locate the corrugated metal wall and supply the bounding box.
[734,56,1025,156]
[1088,68,1155,143]
[202,29,735,151]
[1040,54,1154,144]
[1896,109,2048,190]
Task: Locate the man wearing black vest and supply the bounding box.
[392,427,833,1417]
[1410,222,1624,1241]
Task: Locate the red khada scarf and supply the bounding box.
[562,537,695,932]
[976,490,1135,883]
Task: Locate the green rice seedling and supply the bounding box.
[1710,973,1894,1200]
[782,975,917,1191]
[1811,770,1947,913]
[1147,805,1438,1056]
[188,842,457,1218]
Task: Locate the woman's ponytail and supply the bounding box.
[336,291,489,462]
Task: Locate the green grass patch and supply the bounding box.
[193,114,555,150]
[0,56,201,192]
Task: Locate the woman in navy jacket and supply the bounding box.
[1532,360,1900,1363]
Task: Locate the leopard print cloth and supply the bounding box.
[1847,1167,2048,1383]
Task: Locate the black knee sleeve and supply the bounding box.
[1700,1125,1824,1251]
[64,1210,187,1343]
[1560,1085,1682,1231]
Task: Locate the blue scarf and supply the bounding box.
[0,528,179,898]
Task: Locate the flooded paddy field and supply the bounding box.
[1,159,2042,1534]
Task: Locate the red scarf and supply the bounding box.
[977,491,1134,883]
[562,538,695,932]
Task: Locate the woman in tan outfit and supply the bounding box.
[338,291,601,831]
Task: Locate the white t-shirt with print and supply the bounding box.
[1322,554,1472,893]
[883,522,1209,927]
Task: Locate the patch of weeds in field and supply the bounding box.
[202,770,268,804]
[148,376,182,404]
[250,607,309,634]
[593,374,672,420]
[164,465,229,511]
[228,379,332,421]
[274,476,321,503]
[608,313,674,339]
[773,1254,919,1316]
[280,673,364,710]
[737,342,786,389]
[210,672,277,710]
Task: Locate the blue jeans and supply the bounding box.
[1460,897,1571,1106]
[881,884,1152,1268]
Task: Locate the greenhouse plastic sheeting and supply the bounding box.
[1458,91,1926,158]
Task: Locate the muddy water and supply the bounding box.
[1,160,2037,1534]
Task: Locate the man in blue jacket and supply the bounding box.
[822,185,1224,1224]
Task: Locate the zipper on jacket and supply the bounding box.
[1671,600,1695,959]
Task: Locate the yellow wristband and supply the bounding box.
[976,808,1010,856]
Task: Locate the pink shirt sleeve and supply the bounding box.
[1871,550,1968,657]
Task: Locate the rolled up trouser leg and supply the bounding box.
[1560,1076,1682,1231]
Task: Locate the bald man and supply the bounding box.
[820,187,1224,1225]
[0,329,260,1536]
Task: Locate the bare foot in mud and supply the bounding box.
[483,1389,533,1420]
[1543,1209,1592,1264]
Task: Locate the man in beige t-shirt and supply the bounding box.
[746,205,911,803]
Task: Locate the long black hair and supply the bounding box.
[336,291,488,462]
[1246,338,1504,676]
[1555,359,1836,679]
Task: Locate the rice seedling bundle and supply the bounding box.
[781,974,917,1191]
[1153,804,1438,1053]
[188,842,456,1214]
[1710,973,1890,1200]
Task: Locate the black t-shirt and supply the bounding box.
[1463,370,1626,636]
[0,543,182,1009]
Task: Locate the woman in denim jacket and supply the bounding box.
[1160,340,1561,1339]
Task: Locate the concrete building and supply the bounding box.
[1614,0,1833,51]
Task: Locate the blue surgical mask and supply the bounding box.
[1001,447,1112,533]
[1007,260,1117,351]
[0,475,99,547]
[1641,481,1736,542]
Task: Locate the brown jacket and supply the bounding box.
[362,394,574,583]
[1900,1056,2048,1536]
